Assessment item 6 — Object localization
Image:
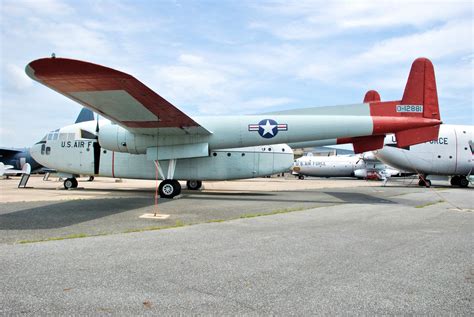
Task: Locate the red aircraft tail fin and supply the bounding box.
[395,57,441,147]
[363,90,381,103]
[338,58,442,153]
[401,57,440,121]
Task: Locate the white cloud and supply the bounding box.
[298,20,473,86]
[1,0,74,16]
[241,97,294,110]
[4,64,33,90]
[251,0,472,40]
[178,54,205,65]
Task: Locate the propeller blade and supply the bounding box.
[93,113,101,174]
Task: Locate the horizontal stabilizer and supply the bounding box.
[338,135,385,154]
[395,125,440,148]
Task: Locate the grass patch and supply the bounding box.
[18,232,108,244]
[123,220,187,233]
[238,206,308,219]
[415,200,445,208]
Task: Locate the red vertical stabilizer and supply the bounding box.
[395,57,441,147]
[338,58,442,153]
[363,90,381,103]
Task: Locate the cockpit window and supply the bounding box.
[80,129,97,139]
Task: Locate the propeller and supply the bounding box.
[93,114,101,174]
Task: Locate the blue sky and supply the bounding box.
[1,0,472,147]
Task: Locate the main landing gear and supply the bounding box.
[450,175,470,188]
[186,180,202,190]
[154,159,183,199]
[63,177,78,189]
[418,176,431,187]
[158,179,181,199]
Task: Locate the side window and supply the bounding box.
[53,133,59,140]
[45,147,51,155]
[47,133,53,140]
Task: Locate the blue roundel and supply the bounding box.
[258,119,279,138]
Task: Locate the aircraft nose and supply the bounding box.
[29,144,41,161]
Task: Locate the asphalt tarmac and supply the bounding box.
[0,176,472,314]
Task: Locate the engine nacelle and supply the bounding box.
[354,168,368,179]
[362,152,377,161]
[99,124,154,154]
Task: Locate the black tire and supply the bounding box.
[298,175,304,180]
[459,177,469,188]
[450,176,460,186]
[159,180,181,198]
[64,178,76,189]
[186,180,202,190]
[418,178,431,187]
[171,180,182,196]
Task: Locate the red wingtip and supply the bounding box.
[363,90,381,103]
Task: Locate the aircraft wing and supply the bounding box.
[0,147,23,156]
[26,57,211,136]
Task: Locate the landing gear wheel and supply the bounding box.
[159,180,181,198]
[450,176,460,186]
[64,178,78,189]
[298,175,304,180]
[418,178,431,187]
[186,180,202,190]
[459,177,469,188]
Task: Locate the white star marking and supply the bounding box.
[260,120,276,136]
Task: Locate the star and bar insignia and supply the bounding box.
[248,119,288,139]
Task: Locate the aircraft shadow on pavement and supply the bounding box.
[182,190,396,205]
[0,197,166,230]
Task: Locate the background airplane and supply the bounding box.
[291,152,403,180]
[26,57,442,198]
[0,147,41,173]
[375,124,473,187]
